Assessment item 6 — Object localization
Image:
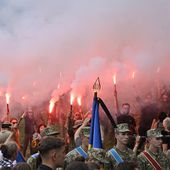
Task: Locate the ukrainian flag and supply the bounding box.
[89,96,102,149]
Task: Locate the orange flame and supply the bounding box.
[77,97,82,106]
[70,93,74,105]
[113,74,116,85]
[5,93,10,104]
[132,71,135,79]
[49,99,55,113]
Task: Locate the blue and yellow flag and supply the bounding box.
[89,97,102,149]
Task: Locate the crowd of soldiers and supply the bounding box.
[0,87,170,170]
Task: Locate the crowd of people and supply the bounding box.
[0,86,170,170]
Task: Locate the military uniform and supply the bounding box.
[64,127,90,168]
[106,146,135,169]
[106,123,136,169]
[64,146,87,165]
[167,150,170,160]
[138,149,170,170]
[87,148,110,170]
[137,129,170,170]
[27,126,60,170]
[27,152,40,170]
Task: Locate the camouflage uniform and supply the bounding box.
[27,152,40,170]
[137,129,170,170]
[106,123,136,169]
[167,150,170,160]
[64,146,86,165]
[106,146,135,169]
[27,126,60,170]
[64,127,90,168]
[87,148,110,170]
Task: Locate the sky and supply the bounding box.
[0,0,170,115]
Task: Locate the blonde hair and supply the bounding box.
[163,117,170,130]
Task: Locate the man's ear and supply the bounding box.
[51,150,57,160]
[115,132,118,139]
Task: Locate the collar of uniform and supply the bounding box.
[38,164,53,170]
[114,146,128,154]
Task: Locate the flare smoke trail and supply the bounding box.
[0,0,170,115]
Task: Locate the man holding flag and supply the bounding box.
[106,123,136,169]
[87,91,112,169]
[65,87,105,168]
[64,126,90,168]
[65,77,110,169]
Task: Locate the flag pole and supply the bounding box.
[93,77,101,98]
[89,77,102,150]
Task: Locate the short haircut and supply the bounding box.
[38,136,65,157]
[86,162,100,170]
[0,167,12,170]
[122,103,130,107]
[0,141,18,159]
[65,161,89,170]
[13,163,31,170]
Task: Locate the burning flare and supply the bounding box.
[113,74,116,85]
[70,93,74,105]
[49,99,55,113]
[77,97,82,106]
[5,93,10,104]
[22,96,26,100]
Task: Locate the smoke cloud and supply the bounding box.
[0,0,170,115]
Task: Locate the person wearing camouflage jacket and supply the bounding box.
[27,126,60,170]
[64,127,90,168]
[137,128,170,170]
[106,123,136,169]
